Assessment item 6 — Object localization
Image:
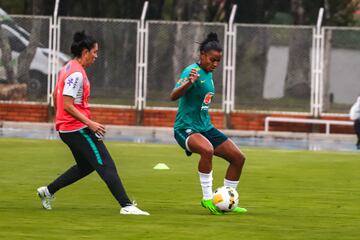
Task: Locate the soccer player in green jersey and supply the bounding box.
[171,33,247,215]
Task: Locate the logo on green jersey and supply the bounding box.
[201,92,214,110]
[203,92,213,104]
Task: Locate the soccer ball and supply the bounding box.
[212,186,239,211]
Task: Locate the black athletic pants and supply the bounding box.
[355,119,360,146]
[47,128,132,207]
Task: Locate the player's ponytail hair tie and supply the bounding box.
[199,32,223,53]
[71,31,97,57]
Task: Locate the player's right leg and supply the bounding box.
[37,186,55,210]
[187,133,223,215]
[354,119,360,149]
[37,131,94,210]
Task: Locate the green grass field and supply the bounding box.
[0,138,359,240]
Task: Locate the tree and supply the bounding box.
[17,1,42,85]
[0,21,15,83]
[284,0,312,99]
[0,0,42,85]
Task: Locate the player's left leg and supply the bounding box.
[78,129,149,215]
[94,145,150,215]
[212,133,247,214]
[213,138,245,182]
[37,131,95,210]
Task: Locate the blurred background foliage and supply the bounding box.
[0,0,360,26]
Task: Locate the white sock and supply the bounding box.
[198,171,213,200]
[224,179,239,189]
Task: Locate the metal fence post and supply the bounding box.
[311,8,324,118]
[48,0,60,107]
[135,1,148,125]
[223,4,237,128]
[47,16,54,105]
[47,0,60,122]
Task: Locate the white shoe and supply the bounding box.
[37,186,54,210]
[120,204,150,216]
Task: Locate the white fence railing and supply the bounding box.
[264,116,353,135]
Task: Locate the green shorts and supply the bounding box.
[174,127,228,156]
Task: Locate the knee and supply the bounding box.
[234,152,246,167]
[200,147,214,159]
[80,167,93,176]
[240,153,246,163]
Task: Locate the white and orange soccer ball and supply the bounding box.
[212,186,239,211]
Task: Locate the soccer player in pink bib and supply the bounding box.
[37,31,149,215]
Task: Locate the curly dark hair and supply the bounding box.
[199,32,222,52]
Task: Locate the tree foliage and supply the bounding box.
[1,0,359,26]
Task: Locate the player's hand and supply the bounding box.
[188,68,200,83]
[88,120,106,136]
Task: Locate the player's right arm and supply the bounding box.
[170,68,199,101]
[62,72,105,136]
[63,97,105,135]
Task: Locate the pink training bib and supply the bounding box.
[55,59,91,131]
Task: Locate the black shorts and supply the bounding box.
[174,127,228,156]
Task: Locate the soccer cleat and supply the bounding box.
[232,206,248,214]
[201,199,223,215]
[120,204,150,216]
[37,186,55,210]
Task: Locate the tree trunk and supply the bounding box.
[236,27,270,99]
[210,0,226,22]
[17,0,42,84]
[0,26,16,83]
[291,0,305,25]
[171,0,209,83]
[285,0,311,98]
[284,29,311,98]
[252,28,269,98]
[17,19,41,83]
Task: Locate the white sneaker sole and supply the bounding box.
[120,210,150,216]
[37,189,52,210]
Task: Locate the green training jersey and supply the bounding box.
[173,63,215,132]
